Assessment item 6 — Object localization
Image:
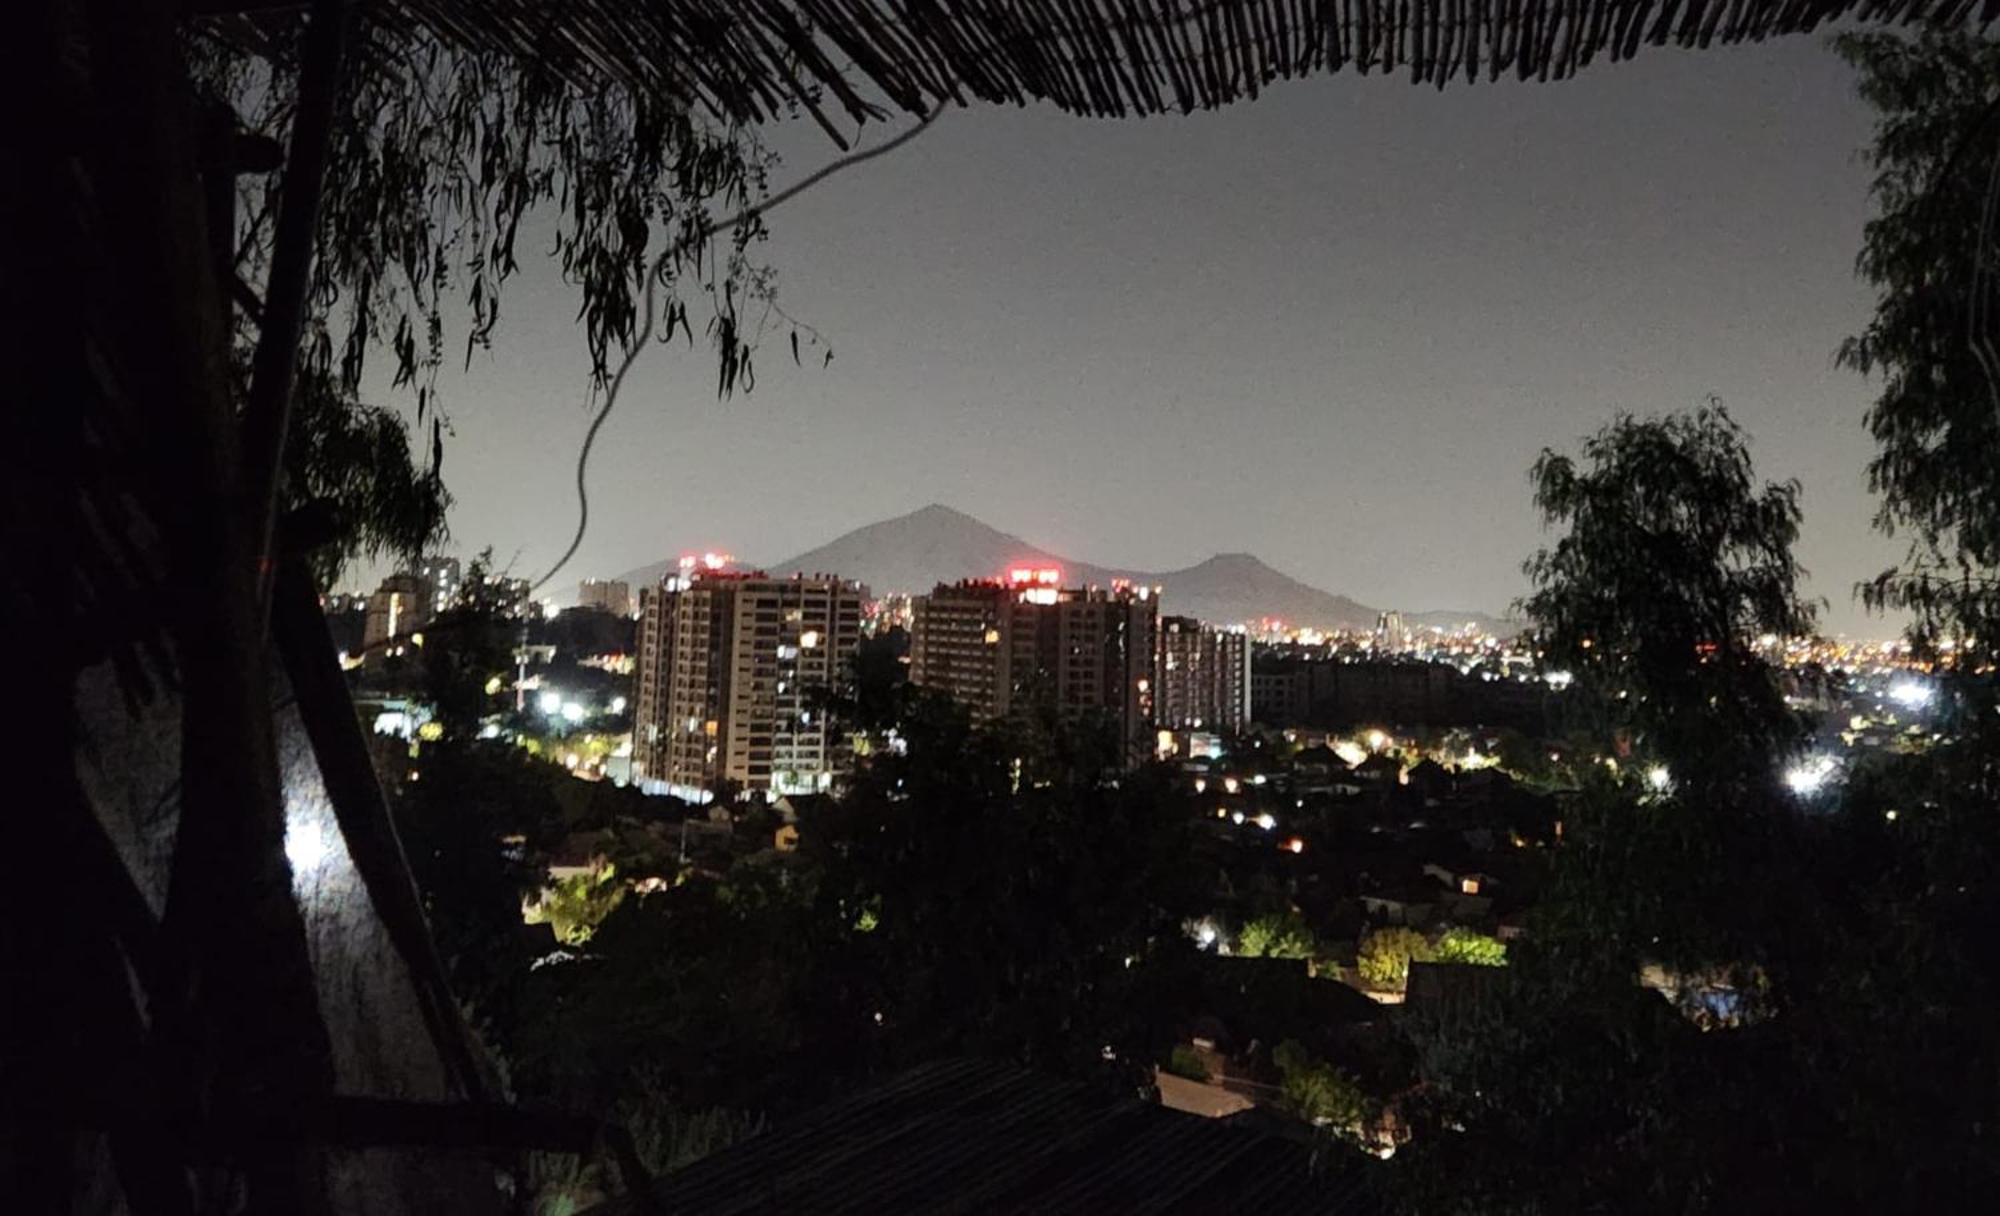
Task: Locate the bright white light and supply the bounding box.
[610,696,627,714]
[1545,670,1574,690]
[1253,813,1277,831]
[1230,811,1245,825]
[285,818,329,875]
[1646,766,1671,792]
[1366,730,1388,751]
[538,691,562,715]
[1223,777,1240,794]
[1784,756,1837,797]
[560,702,585,723]
[1889,681,1933,709]
[1195,922,1219,948]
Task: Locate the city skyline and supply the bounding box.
[372,38,1903,634]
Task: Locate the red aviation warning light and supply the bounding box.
[1007,566,1061,587]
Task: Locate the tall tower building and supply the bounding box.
[1374,609,1409,652]
[910,569,1158,766]
[1157,616,1252,733]
[414,555,461,616]
[577,577,633,617]
[361,572,431,654]
[633,555,865,799]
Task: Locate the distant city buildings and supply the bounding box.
[910,568,1159,765]
[1156,615,1251,733]
[577,577,632,617]
[361,572,431,654]
[1252,651,1549,733]
[633,555,865,800]
[1373,610,1409,652]
[414,555,461,618]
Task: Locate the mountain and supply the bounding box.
[1141,552,1377,631]
[613,503,1511,634]
[768,504,1109,591]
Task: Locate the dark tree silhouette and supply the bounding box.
[1521,403,1814,780]
[1839,30,2000,654]
[1394,404,1999,1213]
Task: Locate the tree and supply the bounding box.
[1838,30,2000,654]
[1236,910,1318,960]
[1433,927,1506,967]
[527,867,629,946]
[1391,380,2000,1209]
[393,740,564,1051]
[800,692,1209,1087]
[1271,1040,1368,1132]
[1163,1045,1211,1082]
[1356,926,1434,991]
[1520,403,1814,779]
[182,12,833,598]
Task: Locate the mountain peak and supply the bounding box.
[906,502,980,523]
[611,506,1506,633]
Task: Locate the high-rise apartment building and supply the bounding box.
[633,556,865,800]
[910,569,1158,765]
[577,577,633,617]
[1156,615,1251,733]
[361,572,431,654]
[415,555,461,616]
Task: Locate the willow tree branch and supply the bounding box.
[529,106,944,594]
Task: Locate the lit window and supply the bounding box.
[1461,877,1481,895]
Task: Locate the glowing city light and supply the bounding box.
[561,702,585,723]
[1888,681,1934,709]
[610,696,627,714]
[538,691,562,715]
[1646,765,1672,792]
[1784,756,1838,797]
[1007,566,1062,587]
[1283,837,1306,854]
[1253,813,1277,831]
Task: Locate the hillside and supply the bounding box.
[613,503,1509,633]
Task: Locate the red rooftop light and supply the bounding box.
[1007,566,1061,587]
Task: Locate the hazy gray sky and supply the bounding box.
[399,36,1907,634]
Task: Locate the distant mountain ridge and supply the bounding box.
[613,503,1510,634]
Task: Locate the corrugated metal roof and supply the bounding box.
[592,1058,1380,1215]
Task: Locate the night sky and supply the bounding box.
[403,36,1905,634]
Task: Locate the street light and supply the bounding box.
[1784,756,1837,797]
[1888,680,1933,710]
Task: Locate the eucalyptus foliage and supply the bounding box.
[1838,31,2000,653]
[185,16,803,582]
[1521,404,1814,776]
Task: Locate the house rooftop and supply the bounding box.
[593,1057,1380,1215]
